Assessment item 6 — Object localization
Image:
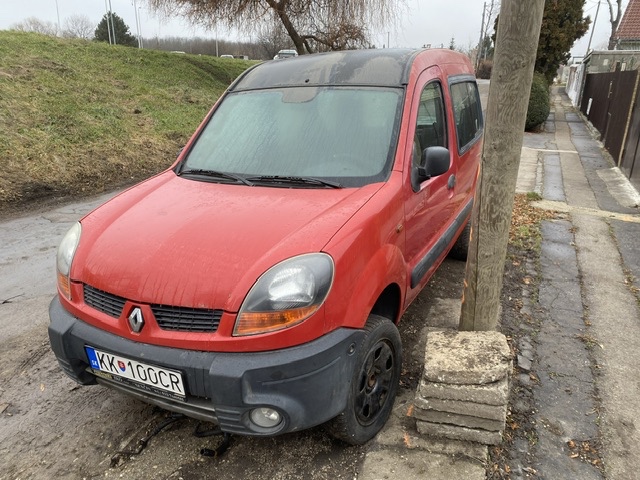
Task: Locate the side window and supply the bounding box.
[413,82,447,167]
[450,81,483,152]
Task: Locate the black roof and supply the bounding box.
[230,49,419,91]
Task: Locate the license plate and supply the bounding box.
[85,346,186,401]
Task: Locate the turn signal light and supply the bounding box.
[57,271,71,299]
[234,305,317,336]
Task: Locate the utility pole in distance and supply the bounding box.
[459,0,545,331]
[476,2,486,72]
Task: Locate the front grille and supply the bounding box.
[83,284,126,318]
[151,305,222,332]
[83,284,221,333]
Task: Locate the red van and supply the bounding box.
[49,48,483,445]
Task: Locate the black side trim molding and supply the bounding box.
[410,198,474,288]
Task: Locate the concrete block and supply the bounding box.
[414,396,507,422]
[424,331,512,385]
[376,391,488,461]
[358,447,486,480]
[417,420,503,445]
[411,408,505,432]
[417,376,509,406]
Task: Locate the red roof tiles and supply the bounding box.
[617,0,640,40]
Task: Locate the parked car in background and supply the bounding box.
[274,49,298,59]
[49,49,483,445]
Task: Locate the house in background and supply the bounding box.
[614,0,640,50]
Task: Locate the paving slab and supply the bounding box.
[414,396,507,422]
[416,421,502,445]
[423,331,511,385]
[359,447,486,480]
[417,376,509,406]
[412,409,504,432]
[609,219,640,291]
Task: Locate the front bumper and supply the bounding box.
[48,296,364,436]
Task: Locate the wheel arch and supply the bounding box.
[328,243,406,330]
[370,283,402,325]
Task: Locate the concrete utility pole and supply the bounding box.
[585,1,601,55]
[459,0,545,331]
[476,2,486,71]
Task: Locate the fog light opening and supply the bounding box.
[250,407,283,429]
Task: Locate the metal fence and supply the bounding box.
[621,78,640,190]
[580,69,638,165]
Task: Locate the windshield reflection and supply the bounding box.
[183,87,402,187]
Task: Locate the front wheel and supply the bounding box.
[327,315,402,445]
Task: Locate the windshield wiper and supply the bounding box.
[245,175,342,189]
[178,169,254,186]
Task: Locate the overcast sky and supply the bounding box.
[0,0,627,59]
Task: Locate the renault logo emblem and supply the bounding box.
[128,307,144,333]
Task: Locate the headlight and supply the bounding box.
[56,222,81,299]
[234,253,334,336]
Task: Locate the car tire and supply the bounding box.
[327,315,402,445]
[448,220,471,261]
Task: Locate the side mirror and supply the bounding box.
[412,146,451,191]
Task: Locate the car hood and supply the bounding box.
[72,172,381,311]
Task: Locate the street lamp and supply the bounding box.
[132,0,142,48]
[54,0,61,36]
[108,0,117,44]
[138,7,144,48]
[104,0,113,44]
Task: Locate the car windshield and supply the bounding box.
[182,87,402,187]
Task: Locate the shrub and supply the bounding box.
[525,72,550,131]
[476,60,492,79]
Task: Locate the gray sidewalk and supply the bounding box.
[515,87,640,479]
[360,86,640,480]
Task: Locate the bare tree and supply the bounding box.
[145,0,402,54]
[256,22,294,58]
[11,17,57,36]
[475,0,499,69]
[303,21,370,52]
[482,0,498,58]
[607,0,624,49]
[62,15,95,40]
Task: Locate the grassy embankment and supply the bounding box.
[0,31,253,212]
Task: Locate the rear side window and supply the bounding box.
[450,81,482,152]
